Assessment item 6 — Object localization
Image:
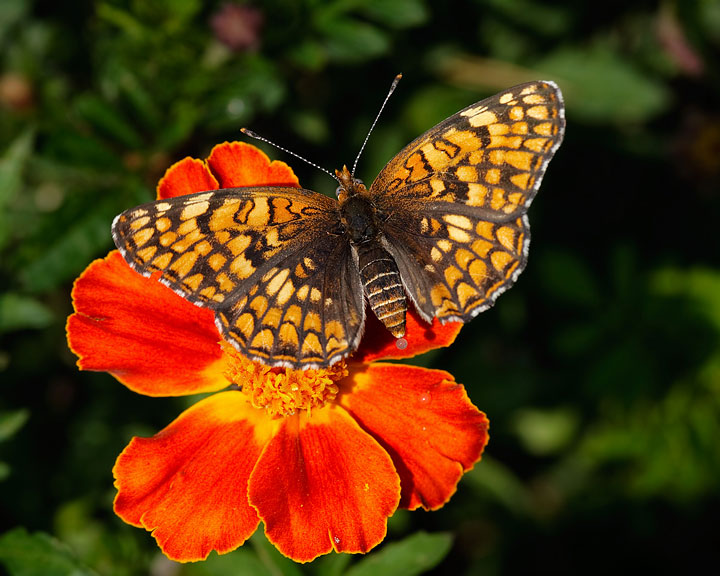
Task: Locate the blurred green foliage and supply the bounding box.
[2,0,720,574]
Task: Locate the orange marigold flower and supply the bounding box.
[66,142,489,563]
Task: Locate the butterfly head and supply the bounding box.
[335,165,366,202]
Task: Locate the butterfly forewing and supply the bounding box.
[371,80,564,322]
[371,80,564,215]
[112,187,364,368]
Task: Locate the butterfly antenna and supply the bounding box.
[240,128,338,182]
[351,73,402,177]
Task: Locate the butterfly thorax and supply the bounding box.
[336,166,407,339]
[339,195,378,243]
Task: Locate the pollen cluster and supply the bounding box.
[221,342,348,416]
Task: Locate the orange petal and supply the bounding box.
[248,408,400,562]
[113,392,275,562]
[355,307,462,363]
[340,364,489,510]
[207,141,300,188]
[157,157,219,200]
[67,252,227,396]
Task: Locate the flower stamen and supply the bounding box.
[221,341,348,417]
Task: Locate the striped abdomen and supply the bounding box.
[355,240,406,337]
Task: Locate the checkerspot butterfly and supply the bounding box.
[112,80,565,368]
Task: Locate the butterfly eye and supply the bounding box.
[337,179,364,196]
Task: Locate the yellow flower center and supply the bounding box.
[221,342,348,417]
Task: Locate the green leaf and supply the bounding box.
[136,0,203,30]
[538,43,671,123]
[116,69,161,130]
[0,409,29,442]
[160,549,270,576]
[73,94,143,149]
[248,530,304,576]
[0,129,35,200]
[0,130,35,249]
[536,248,601,307]
[287,39,328,71]
[699,0,720,43]
[551,321,603,357]
[484,0,571,36]
[360,0,429,29]
[19,199,120,293]
[0,528,97,576]
[0,293,54,333]
[290,109,330,144]
[315,552,353,576]
[652,267,720,331]
[512,407,580,456]
[41,130,124,171]
[157,100,200,150]
[465,456,530,515]
[0,0,28,42]
[0,409,29,479]
[580,381,720,501]
[202,60,285,131]
[345,532,452,576]
[404,84,478,136]
[95,3,145,39]
[319,18,390,63]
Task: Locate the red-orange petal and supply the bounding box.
[248,408,400,562]
[67,251,227,396]
[207,141,300,188]
[157,157,220,200]
[113,391,275,562]
[340,363,489,510]
[355,308,463,364]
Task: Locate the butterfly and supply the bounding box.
[112,80,565,369]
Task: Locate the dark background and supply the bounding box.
[1,0,719,574]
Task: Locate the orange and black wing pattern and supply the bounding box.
[370,80,565,322]
[112,188,364,368]
[112,80,565,368]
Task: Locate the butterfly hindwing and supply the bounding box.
[215,232,365,367]
[112,187,365,368]
[371,80,564,321]
[382,209,529,322]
